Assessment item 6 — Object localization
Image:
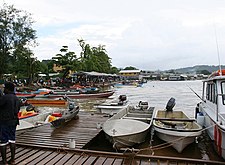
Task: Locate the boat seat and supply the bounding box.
[122,116,152,122]
[126,113,153,118]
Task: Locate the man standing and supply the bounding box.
[0,82,20,164]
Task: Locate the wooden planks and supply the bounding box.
[8,146,225,165]
[16,112,109,149]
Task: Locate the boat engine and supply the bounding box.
[166,97,175,112]
[119,95,127,102]
[26,104,35,112]
[69,102,75,111]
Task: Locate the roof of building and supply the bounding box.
[119,70,141,73]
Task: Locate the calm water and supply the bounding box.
[75,80,224,161]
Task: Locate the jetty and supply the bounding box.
[6,112,225,164]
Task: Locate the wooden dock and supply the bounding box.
[16,111,107,149]
[7,111,225,164]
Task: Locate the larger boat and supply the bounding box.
[196,69,225,160]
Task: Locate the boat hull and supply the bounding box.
[198,102,225,159]
[47,90,114,99]
[27,99,67,107]
[103,119,150,149]
[154,127,201,153]
[153,110,202,153]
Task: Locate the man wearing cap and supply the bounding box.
[0,82,20,164]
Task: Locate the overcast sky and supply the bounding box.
[2,0,225,70]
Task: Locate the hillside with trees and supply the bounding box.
[166,65,225,74]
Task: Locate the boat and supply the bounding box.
[153,98,202,153]
[16,92,36,99]
[196,69,225,160]
[25,98,68,107]
[47,90,114,99]
[17,98,79,131]
[94,95,129,114]
[102,101,155,150]
[113,81,143,88]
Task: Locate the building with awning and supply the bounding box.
[71,71,120,87]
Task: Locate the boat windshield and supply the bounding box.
[221,82,225,104]
[206,82,216,103]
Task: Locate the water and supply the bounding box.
[76,80,224,161]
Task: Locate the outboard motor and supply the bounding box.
[119,95,127,102]
[20,98,28,106]
[140,101,148,110]
[26,104,35,112]
[69,102,75,111]
[166,97,175,112]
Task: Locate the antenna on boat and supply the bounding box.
[214,22,222,75]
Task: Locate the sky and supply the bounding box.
[1,0,225,71]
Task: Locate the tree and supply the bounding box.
[110,66,119,74]
[197,70,211,75]
[78,39,112,73]
[0,3,37,78]
[52,46,78,79]
[124,66,138,70]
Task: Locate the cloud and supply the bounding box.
[2,0,225,70]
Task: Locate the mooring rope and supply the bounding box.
[122,123,216,155]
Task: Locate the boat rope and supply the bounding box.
[122,123,217,154]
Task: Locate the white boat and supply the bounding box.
[17,100,79,131]
[94,95,129,114]
[196,69,225,160]
[153,98,202,153]
[102,101,155,149]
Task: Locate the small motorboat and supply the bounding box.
[17,99,79,131]
[94,95,129,114]
[102,101,155,150]
[153,98,202,153]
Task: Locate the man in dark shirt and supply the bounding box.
[0,82,20,164]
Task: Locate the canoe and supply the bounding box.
[47,90,115,99]
[102,101,155,150]
[16,93,36,98]
[153,110,202,153]
[26,98,68,107]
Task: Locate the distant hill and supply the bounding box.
[166,65,225,74]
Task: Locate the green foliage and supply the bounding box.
[52,46,78,79]
[78,39,112,73]
[0,3,37,79]
[124,66,138,70]
[110,67,119,74]
[196,70,211,75]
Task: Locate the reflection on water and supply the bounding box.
[75,80,223,161]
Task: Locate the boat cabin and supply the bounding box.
[201,70,225,122]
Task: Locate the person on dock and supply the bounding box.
[0,82,20,165]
